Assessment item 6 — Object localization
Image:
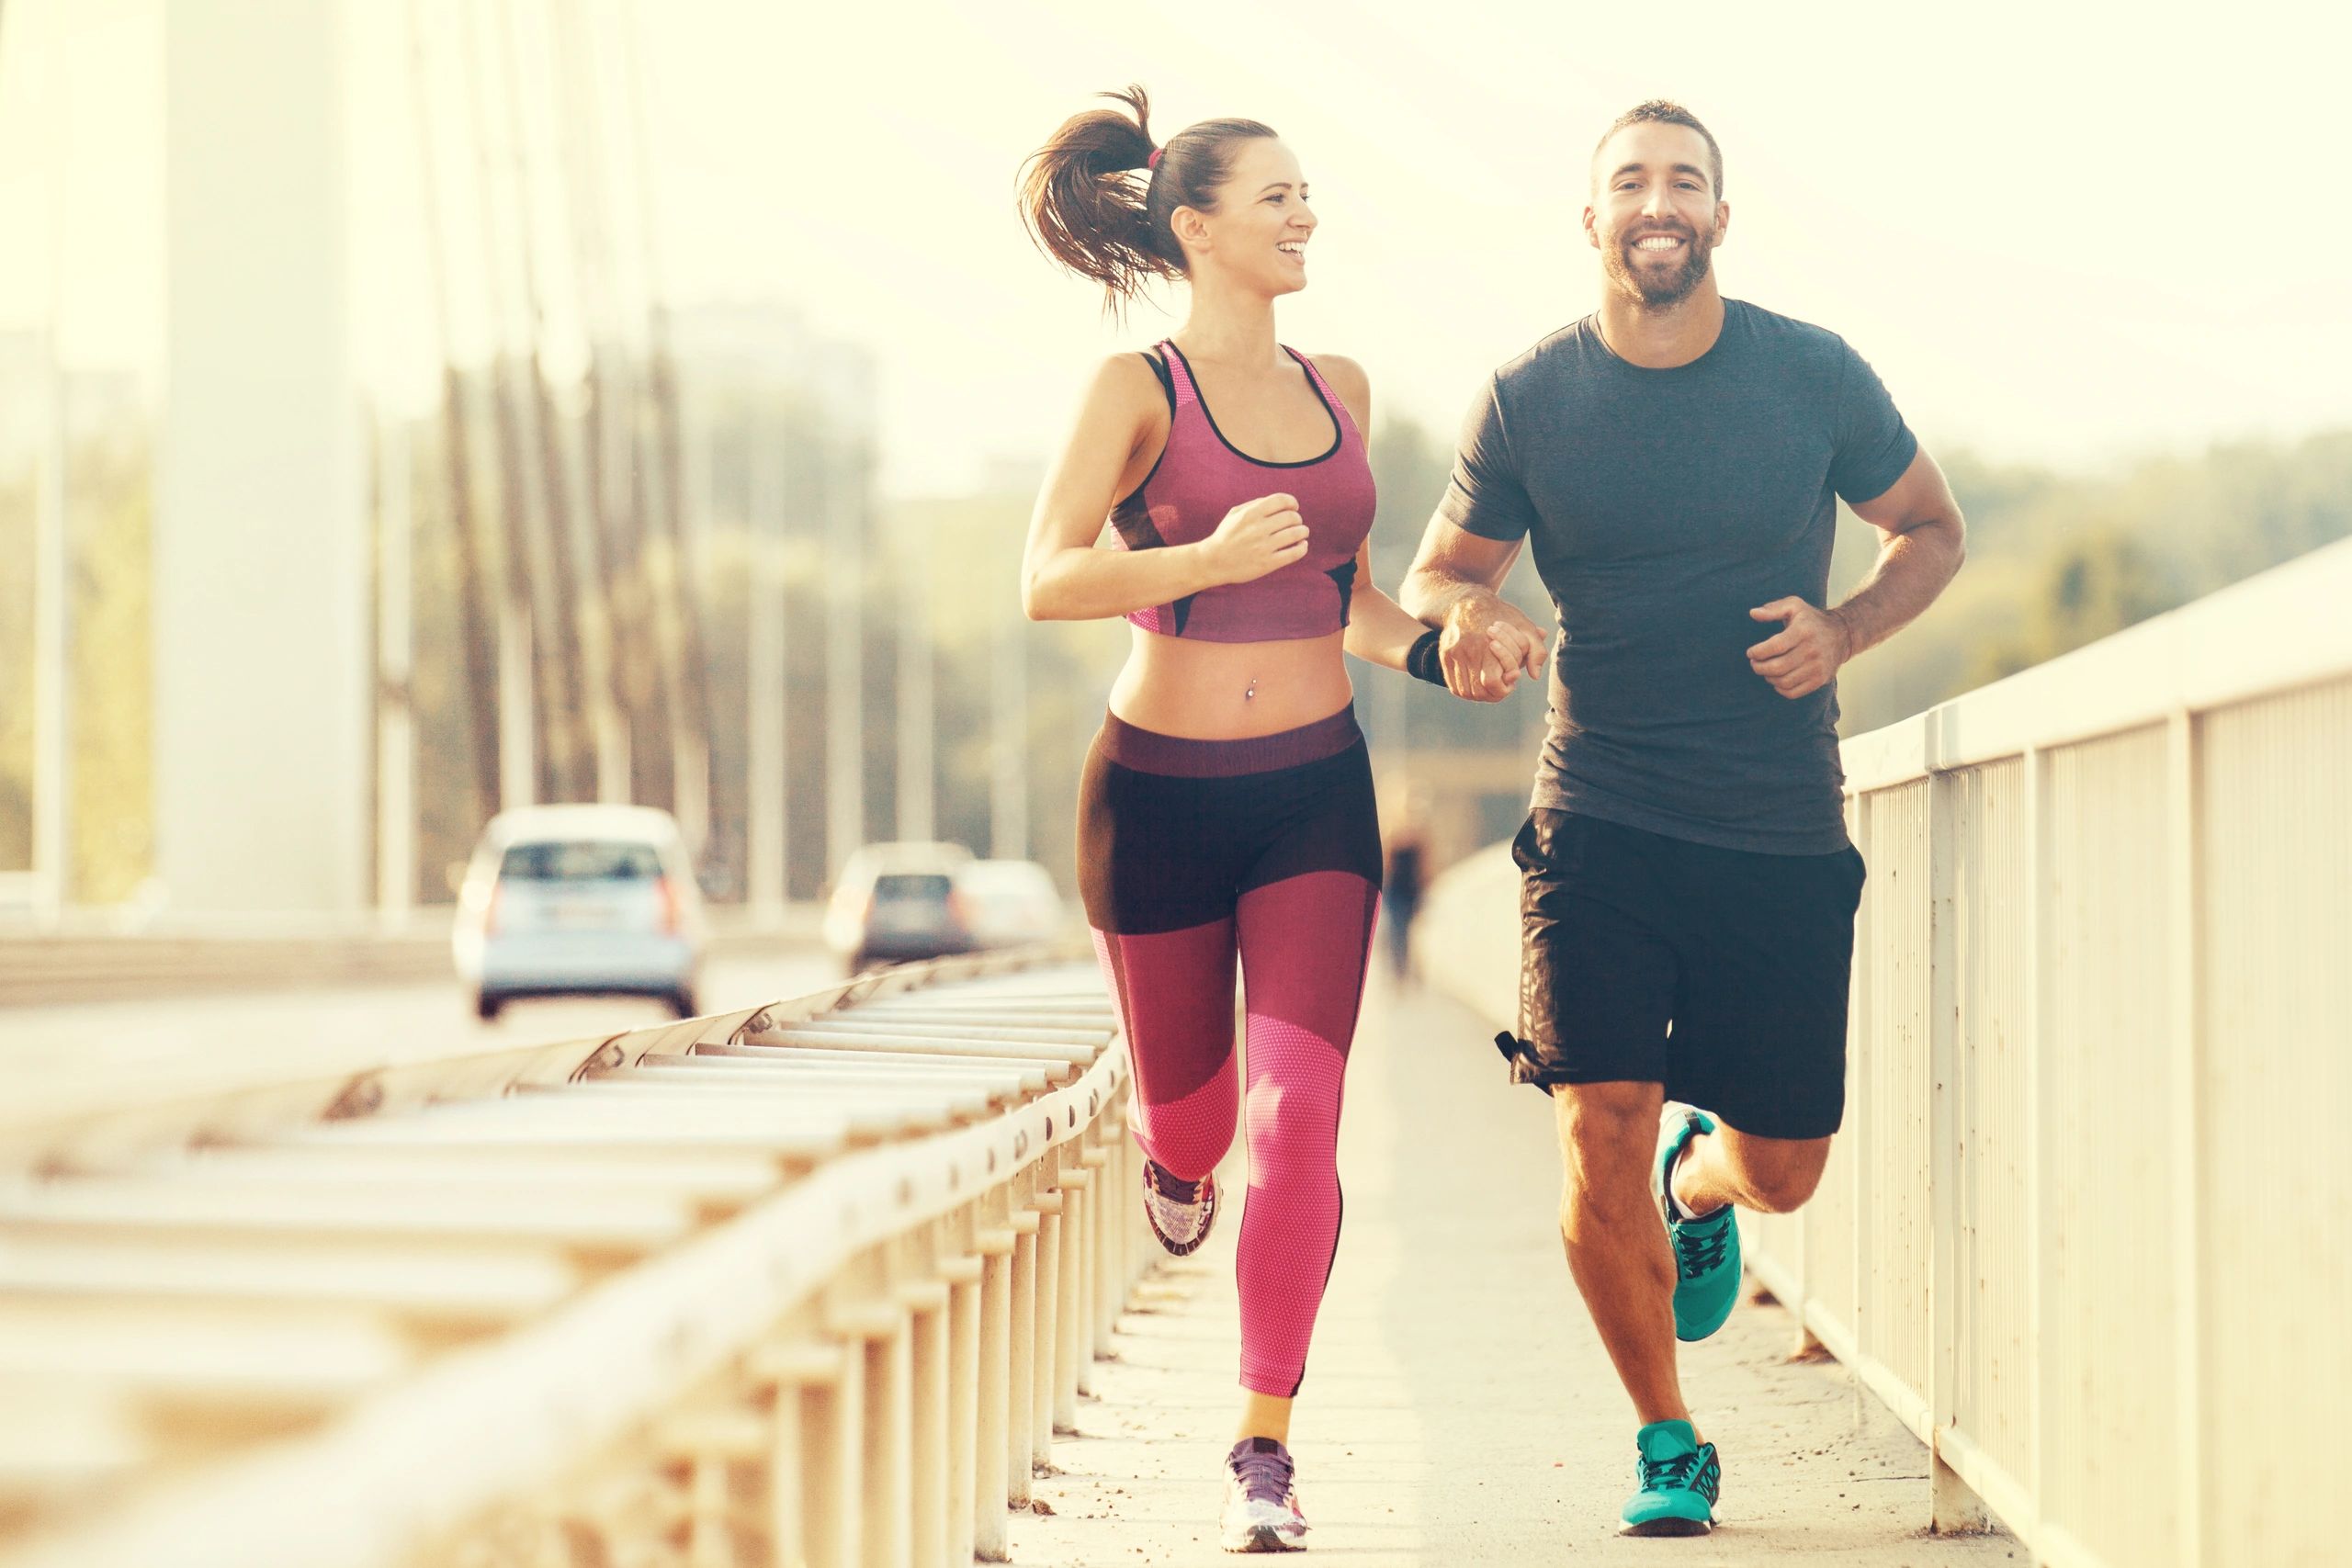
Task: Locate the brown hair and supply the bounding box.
[1590,99,1724,199]
[1018,85,1277,314]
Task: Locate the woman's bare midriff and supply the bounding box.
[1106,626,1353,739]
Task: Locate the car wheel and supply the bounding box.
[668,989,699,1021]
[474,989,503,1021]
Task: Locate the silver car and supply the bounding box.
[453,806,705,1020]
[822,841,977,974]
[956,859,1069,951]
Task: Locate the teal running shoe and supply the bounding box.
[1657,1103,1740,1342]
[1620,1418,1721,1536]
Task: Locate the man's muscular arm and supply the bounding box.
[1747,447,1966,700]
[1399,519,1555,703]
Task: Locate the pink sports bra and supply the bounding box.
[1108,339,1378,642]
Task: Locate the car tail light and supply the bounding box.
[656,875,682,936]
[482,884,501,938]
[946,888,973,932]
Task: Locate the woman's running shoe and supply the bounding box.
[1221,1436,1308,1551]
[1620,1418,1721,1536]
[1142,1157,1219,1256]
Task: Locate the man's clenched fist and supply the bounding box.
[1747,597,1854,700]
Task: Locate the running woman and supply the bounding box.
[1018,86,1476,1552]
[1401,101,1967,1537]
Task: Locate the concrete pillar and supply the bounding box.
[156,0,368,919]
[749,424,788,924]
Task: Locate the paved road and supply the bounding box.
[1008,970,2018,1565]
[0,946,839,1131]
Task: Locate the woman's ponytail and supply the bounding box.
[1019,85,1274,315]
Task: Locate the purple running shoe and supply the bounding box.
[1142,1157,1219,1257]
[1221,1437,1307,1551]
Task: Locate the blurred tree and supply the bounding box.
[0,430,154,898]
[66,431,153,901]
[1973,525,2175,685]
[1838,429,2352,733]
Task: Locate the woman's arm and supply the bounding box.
[1344,533,1442,671]
[1022,354,1305,622]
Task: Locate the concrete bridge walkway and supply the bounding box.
[1006,971,2017,1566]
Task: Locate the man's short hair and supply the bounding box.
[1591,100,1724,200]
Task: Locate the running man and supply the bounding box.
[1399,100,1966,1536]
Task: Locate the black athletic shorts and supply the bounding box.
[1500,808,1866,1141]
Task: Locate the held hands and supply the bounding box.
[1747,597,1856,699]
[1441,592,1553,704]
[1197,493,1308,587]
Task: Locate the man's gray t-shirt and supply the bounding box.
[1439,299,1917,855]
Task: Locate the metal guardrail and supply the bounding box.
[0,932,460,1006]
[1419,536,2352,1568]
[0,944,1143,1568]
[0,908,829,1008]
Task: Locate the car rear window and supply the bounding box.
[500,840,664,883]
[873,873,953,903]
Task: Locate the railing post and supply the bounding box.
[767,1373,807,1568]
[804,1295,866,1568]
[1849,788,1876,1412]
[1125,1085,1147,1299]
[849,1266,912,1568]
[2165,709,2206,1568]
[1094,1114,1125,1351]
[1111,1098,1136,1308]
[1029,1156,1066,1470]
[1077,1133,1105,1382]
[1005,1170,1042,1506]
[943,1239,985,1568]
[899,1223,953,1568]
[974,1193,1019,1562]
[2023,743,2052,1548]
[754,1334,845,1568]
[1057,1156,1092,1424]
[688,1449,729,1568]
[1927,740,1989,1534]
[654,1399,760,1568]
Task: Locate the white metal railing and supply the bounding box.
[1419,536,2352,1568]
[0,947,1144,1568]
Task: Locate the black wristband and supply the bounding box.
[1405,627,1447,687]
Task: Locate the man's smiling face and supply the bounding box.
[1586,121,1728,308]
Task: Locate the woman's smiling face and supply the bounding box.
[1174,137,1317,298]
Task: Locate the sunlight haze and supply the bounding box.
[3,0,2346,494]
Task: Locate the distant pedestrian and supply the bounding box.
[1380,809,1428,984]
[1401,101,1966,1537]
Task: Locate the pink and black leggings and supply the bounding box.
[1080,705,1381,1397]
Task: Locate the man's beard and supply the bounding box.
[1602,225,1715,308]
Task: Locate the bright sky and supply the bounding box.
[6,0,2350,497]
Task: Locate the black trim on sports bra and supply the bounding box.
[1114,350,1179,511]
[1140,349,1176,415]
[1325,558,1357,628]
[1163,341,1343,469]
